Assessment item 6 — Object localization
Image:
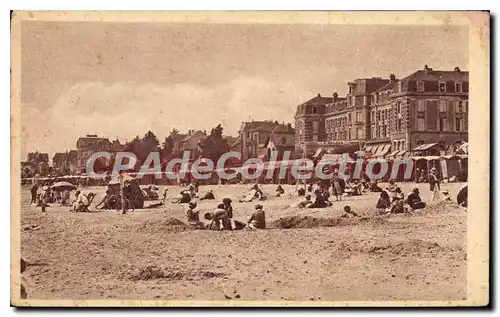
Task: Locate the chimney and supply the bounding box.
[317,93,321,98]
[424,65,432,72]
[454,66,461,72]
[333,92,338,101]
[389,73,396,82]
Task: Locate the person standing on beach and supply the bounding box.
[30,183,38,204]
[330,170,344,202]
[429,167,440,201]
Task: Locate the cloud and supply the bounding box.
[21,77,312,158]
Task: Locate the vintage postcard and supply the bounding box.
[11,11,490,307]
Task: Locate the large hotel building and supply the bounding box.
[294,65,469,157]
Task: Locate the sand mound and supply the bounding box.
[270,215,388,229]
[135,217,192,233]
[122,265,226,281]
[363,239,443,256]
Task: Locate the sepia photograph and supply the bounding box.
[10,11,489,307]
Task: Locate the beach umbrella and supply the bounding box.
[51,181,77,191]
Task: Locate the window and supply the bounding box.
[455,82,462,93]
[381,110,385,121]
[401,141,405,151]
[455,117,462,132]
[417,118,425,131]
[348,130,351,140]
[439,100,447,112]
[281,137,287,145]
[356,128,363,139]
[371,126,375,139]
[356,111,362,123]
[312,121,319,133]
[348,113,351,123]
[385,124,390,137]
[439,82,446,93]
[417,100,425,112]
[313,135,318,142]
[457,101,464,113]
[371,110,375,122]
[377,111,380,121]
[439,117,445,132]
[312,106,318,114]
[417,81,424,92]
[396,100,402,113]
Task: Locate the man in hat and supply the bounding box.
[406,188,426,210]
[429,167,440,201]
[247,204,266,229]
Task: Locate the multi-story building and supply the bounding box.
[294,94,333,155]
[367,65,468,156]
[240,120,295,161]
[294,66,469,157]
[75,135,113,174]
[52,150,78,175]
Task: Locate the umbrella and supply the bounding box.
[50,181,77,191]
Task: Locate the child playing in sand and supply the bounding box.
[341,205,359,218]
[247,204,266,229]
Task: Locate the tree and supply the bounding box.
[199,124,229,162]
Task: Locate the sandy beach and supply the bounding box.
[20,182,467,301]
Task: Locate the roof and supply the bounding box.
[179,131,206,143]
[401,69,469,83]
[295,95,334,116]
[375,80,399,93]
[412,142,439,151]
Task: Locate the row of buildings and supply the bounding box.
[22,120,297,177]
[295,65,469,157]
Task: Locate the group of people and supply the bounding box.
[185,197,266,231]
[30,183,73,211]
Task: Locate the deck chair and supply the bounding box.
[75,192,96,213]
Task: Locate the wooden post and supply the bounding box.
[119,172,125,214]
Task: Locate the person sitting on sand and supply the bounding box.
[297,187,306,197]
[376,191,391,213]
[344,180,362,196]
[186,202,204,229]
[308,189,332,209]
[173,190,192,204]
[340,205,359,218]
[393,187,404,201]
[239,185,264,203]
[390,198,407,214]
[199,189,215,200]
[369,180,383,192]
[247,204,266,229]
[275,185,285,197]
[385,179,399,202]
[61,189,71,206]
[222,197,234,218]
[205,204,232,230]
[307,183,314,193]
[406,188,426,210]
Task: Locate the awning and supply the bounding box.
[415,156,444,161]
[387,150,400,158]
[365,145,373,153]
[313,148,324,159]
[374,144,391,157]
[412,143,438,151]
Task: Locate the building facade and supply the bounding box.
[76,135,114,174]
[368,65,469,156]
[294,66,469,157]
[240,120,295,161]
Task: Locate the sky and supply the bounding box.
[19,21,468,159]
